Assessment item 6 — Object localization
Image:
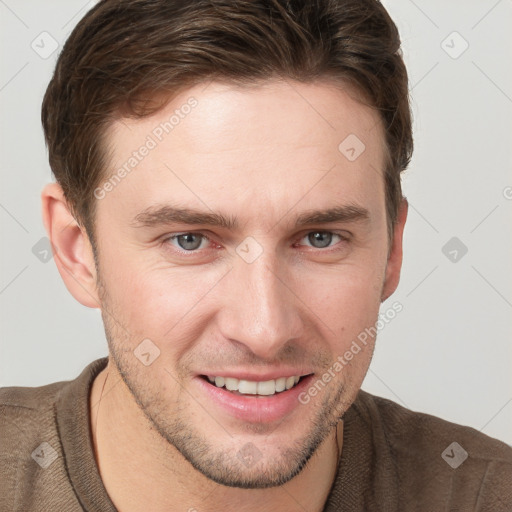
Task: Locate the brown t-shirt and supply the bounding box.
[1,357,511,511]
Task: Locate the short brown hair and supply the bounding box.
[42,0,413,247]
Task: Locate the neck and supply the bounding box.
[90,364,343,512]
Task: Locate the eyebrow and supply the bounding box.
[131,203,370,230]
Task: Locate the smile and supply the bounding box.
[203,375,306,396]
[195,374,316,423]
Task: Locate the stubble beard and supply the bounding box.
[97,278,357,489]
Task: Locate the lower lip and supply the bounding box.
[194,375,315,423]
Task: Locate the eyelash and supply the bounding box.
[163,231,349,255]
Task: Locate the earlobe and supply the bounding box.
[41,183,100,309]
[381,198,408,302]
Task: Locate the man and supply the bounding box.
[1,0,511,510]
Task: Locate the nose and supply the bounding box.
[216,250,305,361]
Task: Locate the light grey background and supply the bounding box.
[1,0,511,446]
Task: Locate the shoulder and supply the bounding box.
[0,378,70,441]
[352,390,512,509]
[0,378,69,408]
[0,377,76,440]
[354,390,512,460]
[0,358,108,512]
[0,380,70,510]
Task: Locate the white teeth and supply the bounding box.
[208,375,303,395]
[257,380,276,395]
[275,377,286,392]
[224,377,239,391]
[238,380,257,394]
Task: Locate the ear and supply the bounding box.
[41,183,100,308]
[381,198,408,302]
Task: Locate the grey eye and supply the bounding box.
[306,231,336,248]
[175,233,205,251]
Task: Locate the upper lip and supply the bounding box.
[199,370,314,381]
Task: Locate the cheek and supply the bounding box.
[299,261,385,349]
[99,250,227,345]
[298,270,382,409]
[302,269,383,400]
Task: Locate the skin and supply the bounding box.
[42,79,407,512]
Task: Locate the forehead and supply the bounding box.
[99,80,386,229]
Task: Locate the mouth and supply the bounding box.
[195,373,316,423]
[199,374,311,397]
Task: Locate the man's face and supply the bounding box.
[93,80,393,487]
